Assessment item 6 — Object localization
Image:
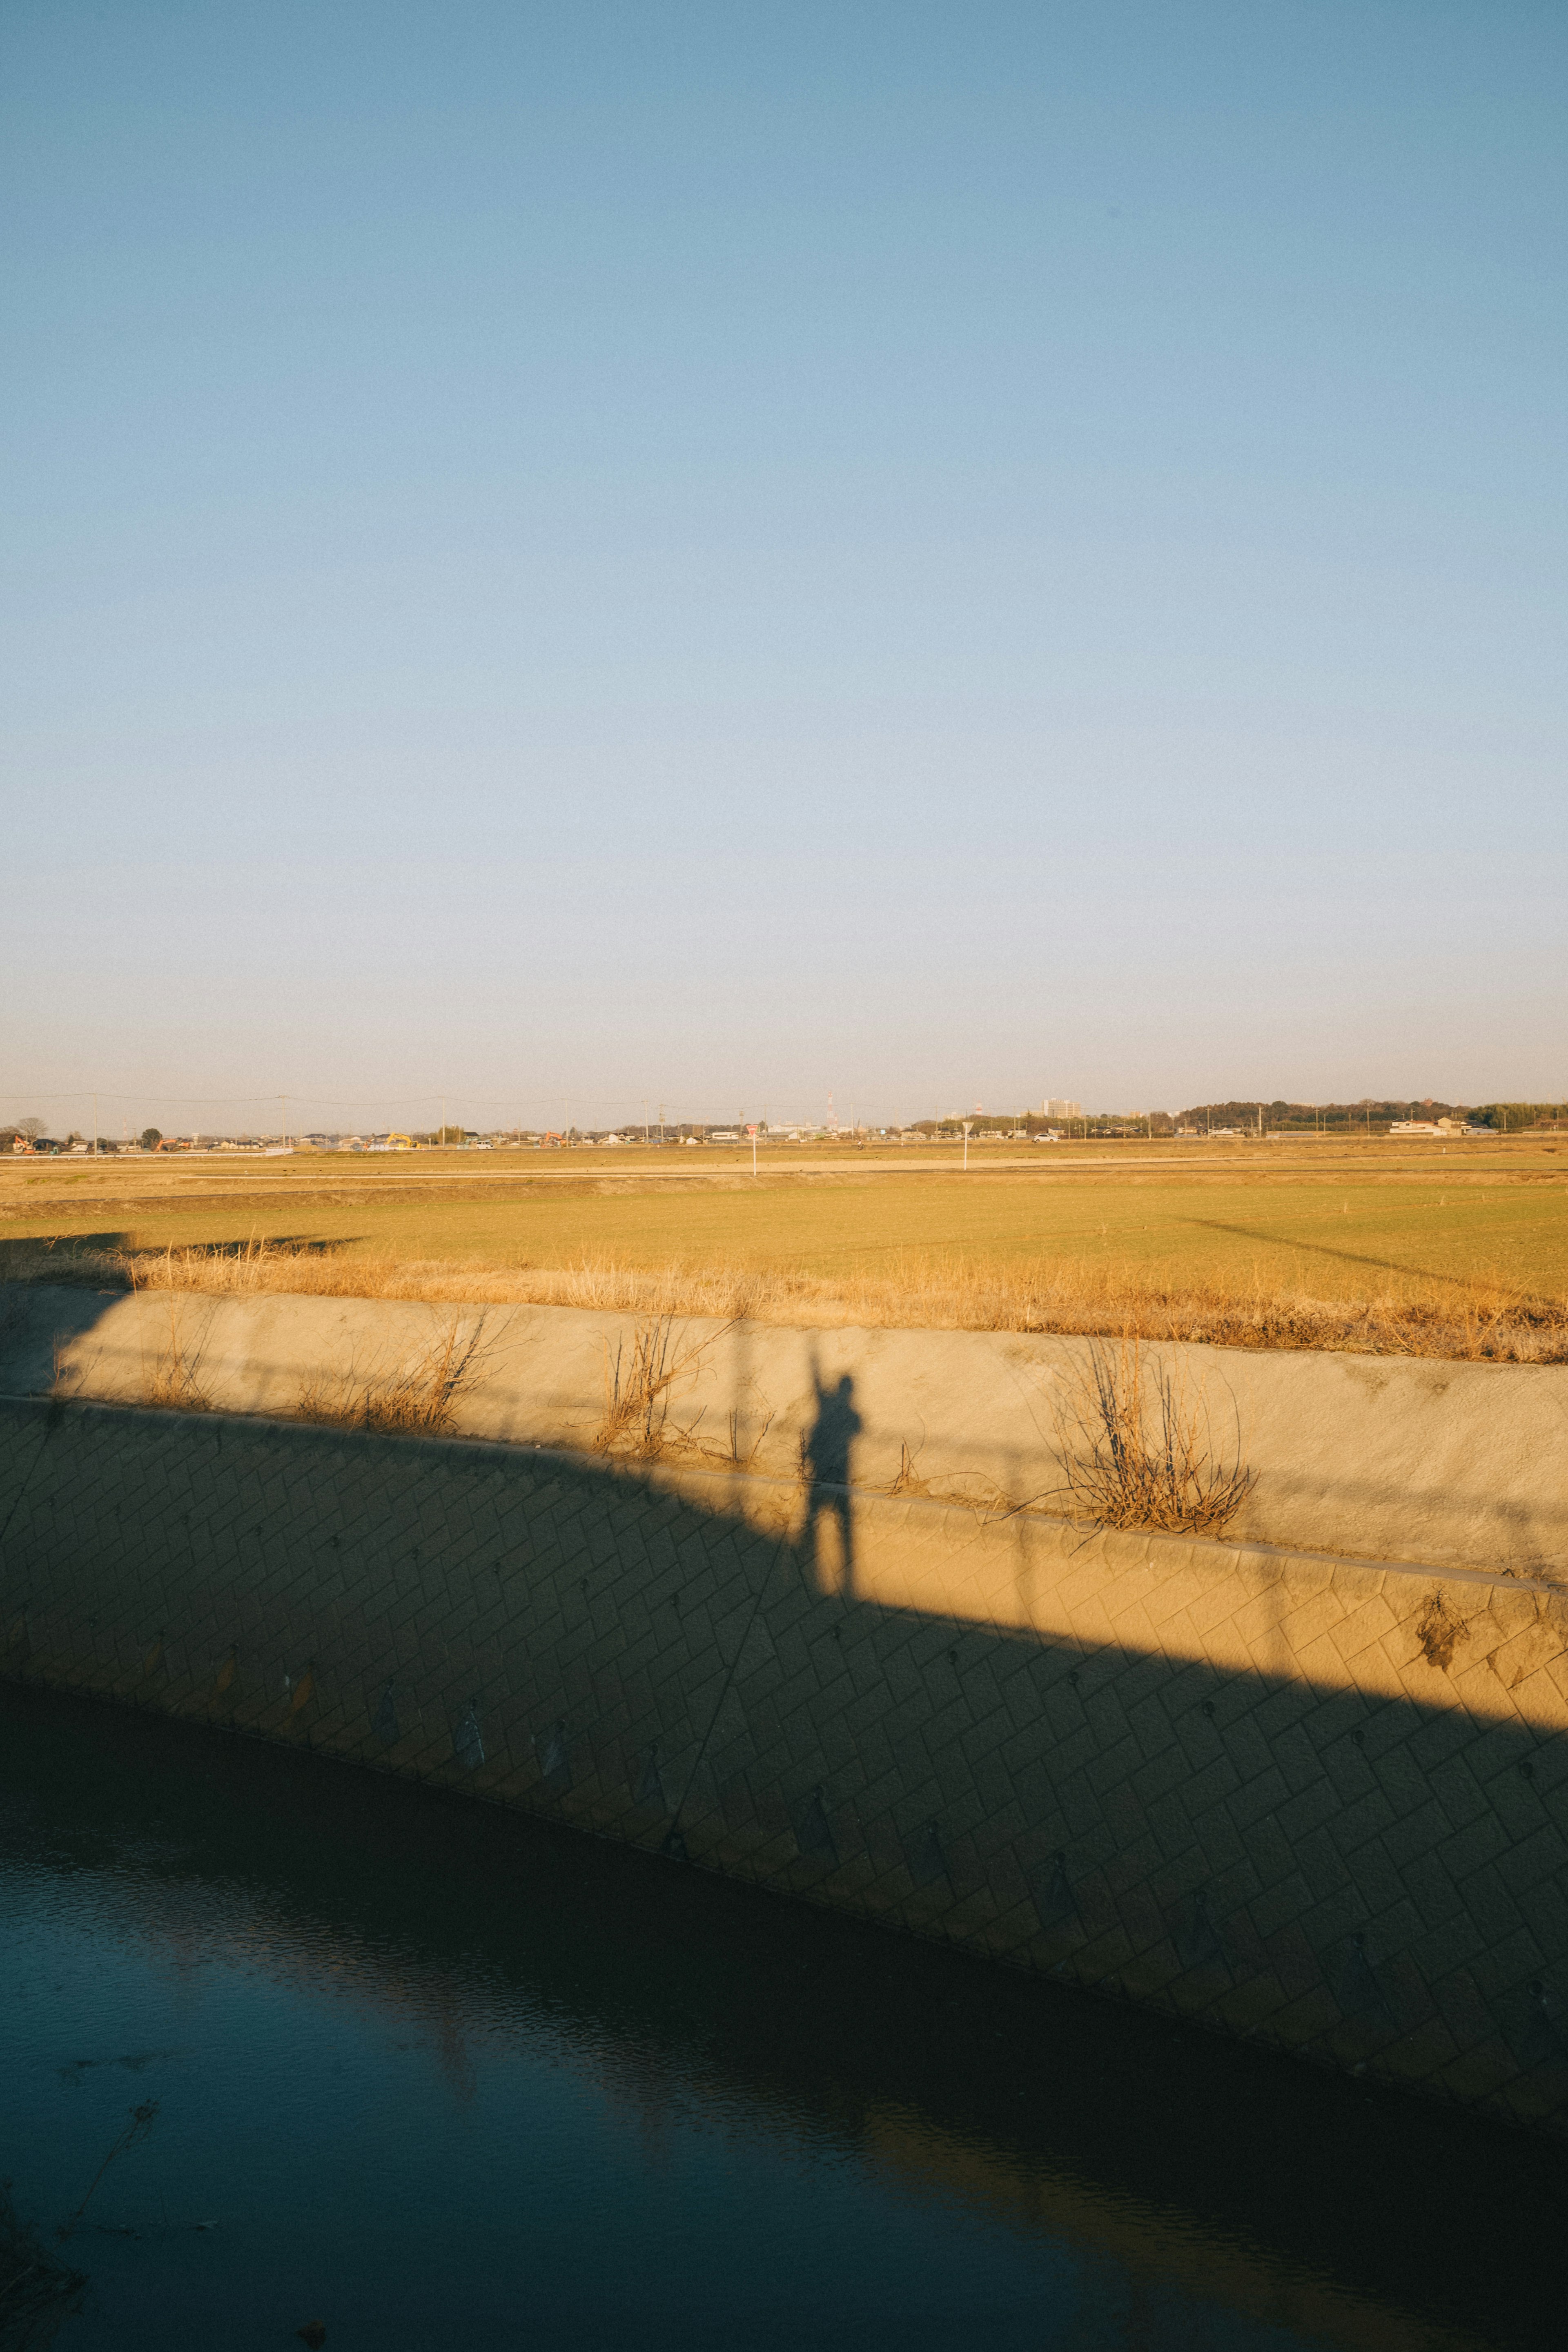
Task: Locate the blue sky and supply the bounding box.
[4,1,1564,1130]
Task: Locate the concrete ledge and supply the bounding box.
[7,1284,1568,1579]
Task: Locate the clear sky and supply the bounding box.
[4,1,1564,1132]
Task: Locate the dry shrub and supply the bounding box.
[595,1313,687,1455]
[595,1313,740,1458]
[294,1313,492,1436]
[142,1298,212,1413]
[7,1234,1568,1365]
[593,1314,777,1465]
[1051,1335,1253,1537]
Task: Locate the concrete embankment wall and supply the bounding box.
[11,1284,1568,1578]
[3,1389,1566,2133]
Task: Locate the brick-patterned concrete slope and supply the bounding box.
[2,1394,1566,2135]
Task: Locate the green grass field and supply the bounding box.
[5,1139,1566,1308]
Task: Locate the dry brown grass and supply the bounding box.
[293,1312,494,1436]
[1049,1336,1254,1536]
[4,1234,1567,1363]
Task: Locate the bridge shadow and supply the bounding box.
[0,1389,1564,2167]
[0,1243,375,1399]
[0,1229,138,1268]
[0,1269,130,1389]
[0,1232,364,1278]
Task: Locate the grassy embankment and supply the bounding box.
[3,1137,1566,1361]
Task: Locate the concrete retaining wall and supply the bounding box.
[10,1284,1568,1578]
[3,1390,1566,2133]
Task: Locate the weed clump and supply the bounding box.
[1051,1336,1253,1537]
[592,1313,763,1461]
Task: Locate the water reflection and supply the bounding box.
[1,1684,1559,2352]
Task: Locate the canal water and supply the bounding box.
[2,1686,1559,2352]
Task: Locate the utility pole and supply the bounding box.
[92,1092,98,1156]
[281,1094,287,1147]
[962,1120,972,1171]
[441,1096,447,1147]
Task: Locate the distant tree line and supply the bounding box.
[1176,1099,1568,1132]
[1468,1102,1568,1130]
[1175,1099,1469,1130]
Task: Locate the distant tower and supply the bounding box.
[827,1092,838,1135]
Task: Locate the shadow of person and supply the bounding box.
[803,1363,862,1596]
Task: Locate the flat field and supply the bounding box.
[4,1135,1566,1357]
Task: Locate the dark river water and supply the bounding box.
[2,1685,1559,2352]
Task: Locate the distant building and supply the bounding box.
[1043,1098,1081,1120]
